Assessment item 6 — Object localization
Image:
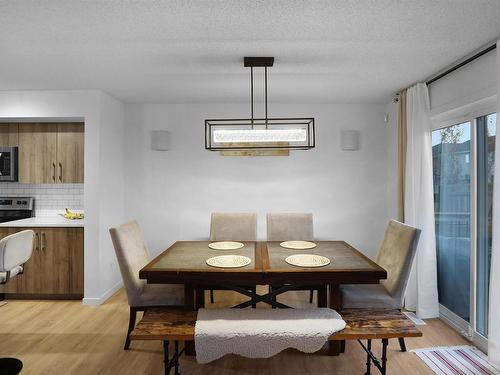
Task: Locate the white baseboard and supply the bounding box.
[82,281,123,306]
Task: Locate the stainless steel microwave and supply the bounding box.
[0,147,18,182]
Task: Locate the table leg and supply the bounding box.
[195,286,205,309]
[317,285,328,307]
[328,283,342,356]
[184,284,196,356]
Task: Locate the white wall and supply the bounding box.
[0,90,126,304]
[125,103,391,259]
[97,93,126,299]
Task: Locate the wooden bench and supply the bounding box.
[130,308,422,375]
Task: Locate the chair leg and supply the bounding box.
[309,289,314,304]
[251,286,257,308]
[124,307,138,350]
[398,337,407,352]
[210,289,215,304]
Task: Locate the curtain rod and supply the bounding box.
[426,43,496,86]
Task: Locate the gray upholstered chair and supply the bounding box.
[110,220,184,350]
[267,213,314,242]
[340,220,421,351]
[0,230,35,285]
[209,213,257,304]
[210,212,257,242]
[267,213,319,304]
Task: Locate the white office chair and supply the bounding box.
[0,229,35,375]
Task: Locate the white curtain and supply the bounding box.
[404,83,440,319]
[488,40,500,367]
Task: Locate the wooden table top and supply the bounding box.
[140,241,386,285]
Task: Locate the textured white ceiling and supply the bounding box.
[1,1,499,104]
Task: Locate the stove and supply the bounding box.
[0,197,34,223]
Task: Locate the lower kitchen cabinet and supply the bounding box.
[0,227,84,299]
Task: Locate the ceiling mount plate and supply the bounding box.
[244,56,274,67]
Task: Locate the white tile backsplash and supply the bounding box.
[0,183,83,216]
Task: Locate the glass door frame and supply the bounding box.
[431,95,497,353]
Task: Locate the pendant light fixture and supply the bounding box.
[205,57,315,151]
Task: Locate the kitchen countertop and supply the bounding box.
[0,216,85,228]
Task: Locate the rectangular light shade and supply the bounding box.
[213,128,307,143]
[205,118,315,151]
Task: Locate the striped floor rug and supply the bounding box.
[412,346,500,375]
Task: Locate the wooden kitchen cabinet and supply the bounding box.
[57,123,84,183]
[18,123,58,183]
[17,122,84,184]
[0,227,84,298]
[0,123,19,146]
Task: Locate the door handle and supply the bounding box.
[52,163,56,181]
[58,162,62,182]
[35,232,40,251]
[41,232,46,251]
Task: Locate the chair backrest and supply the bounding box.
[109,221,150,305]
[209,213,257,241]
[376,220,421,307]
[266,213,314,241]
[0,230,35,272]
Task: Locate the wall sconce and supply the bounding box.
[151,130,170,151]
[341,130,360,151]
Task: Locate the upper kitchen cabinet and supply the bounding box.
[18,122,84,184]
[0,124,19,146]
[57,123,84,183]
[18,123,58,183]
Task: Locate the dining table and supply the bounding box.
[139,240,387,356]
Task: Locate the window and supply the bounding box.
[432,110,496,343]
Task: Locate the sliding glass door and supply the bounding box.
[432,122,471,321]
[432,111,496,345]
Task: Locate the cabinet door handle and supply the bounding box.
[52,163,56,181]
[59,162,62,182]
[41,232,46,251]
[35,232,40,251]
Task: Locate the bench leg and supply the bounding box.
[210,289,215,304]
[309,289,314,304]
[163,340,170,375]
[381,339,388,375]
[358,338,389,375]
[365,339,372,375]
[124,307,138,350]
[163,340,183,375]
[174,341,180,375]
[398,337,407,352]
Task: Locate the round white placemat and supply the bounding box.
[285,254,330,268]
[208,241,245,250]
[206,255,252,268]
[280,240,317,250]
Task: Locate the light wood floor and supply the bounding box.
[0,287,470,375]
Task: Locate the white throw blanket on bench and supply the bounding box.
[194,308,346,364]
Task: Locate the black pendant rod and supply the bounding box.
[426,43,496,86]
[250,66,254,129]
[265,66,268,129]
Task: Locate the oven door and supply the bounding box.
[0,147,18,182]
